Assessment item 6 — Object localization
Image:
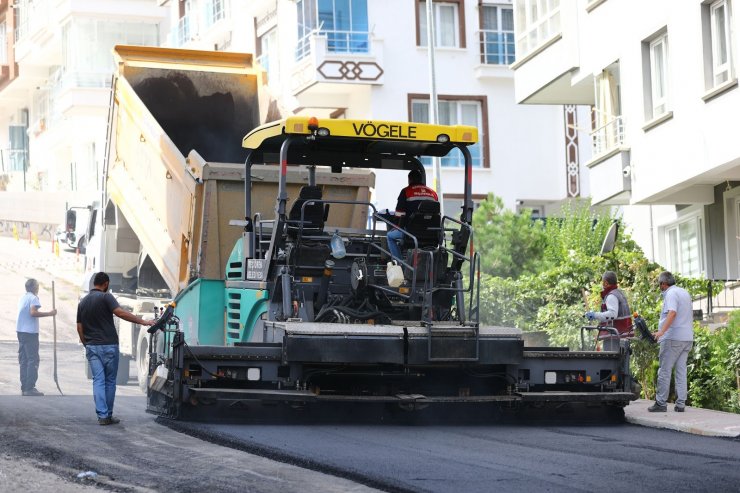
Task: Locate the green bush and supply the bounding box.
[473,193,739,413]
[687,315,740,412]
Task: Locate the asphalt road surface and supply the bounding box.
[2,238,740,492]
[168,406,740,493]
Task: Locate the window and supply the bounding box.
[257,28,279,87]
[480,4,515,64]
[707,0,734,87]
[63,19,159,82]
[203,0,228,30]
[592,64,623,155]
[296,0,369,60]
[515,0,561,57]
[664,215,704,277]
[650,36,668,116]
[409,96,487,167]
[418,1,462,48]
[0,22,7,65]
[642,31,669,121]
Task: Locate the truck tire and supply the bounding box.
[136,329,150,393]
[117,355,131,385]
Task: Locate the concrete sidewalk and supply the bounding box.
[625,398,740,437]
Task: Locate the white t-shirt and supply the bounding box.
[16,292,41,334]
[659,285,694,341]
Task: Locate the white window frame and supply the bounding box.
[649,34,669,118]
[0,22,7,65]
[514,0,561,57]
[410,97,485,167]
[480,4,515,65]
[257,28,279,87]
[662,212,705,277]
[419,1,460,48]
[710,0,733,86]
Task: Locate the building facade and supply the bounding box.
[511,0,740,279]
[0,0,165,198]
[1,0,593,236]
[161,0,593,218]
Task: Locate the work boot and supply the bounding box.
[674,405,685,412]
[647,402,667,412]
[107,416,121,424]
[22,388,44,396]
[98,417,112,425]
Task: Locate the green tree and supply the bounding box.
[473,194,546,279]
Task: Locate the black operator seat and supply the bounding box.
[287,185,329,238]
[402,200,442,249]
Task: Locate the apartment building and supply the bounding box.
[0,0,165,197]
[161,0,592,217]
[511,0,740,280]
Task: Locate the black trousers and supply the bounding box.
[17,332,40,392]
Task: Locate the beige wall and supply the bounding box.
[0,191,95,240]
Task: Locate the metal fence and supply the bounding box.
[591,116,625,157]
[478,29,515,65]
[694,279,740,320]
[295,29,370,61]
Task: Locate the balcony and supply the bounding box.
[586,117,631,205]
[291,30,383,115]
[475,29,515,79]
[13,0,58,65]
[511,1,590,104]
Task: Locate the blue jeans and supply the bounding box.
[387,228,404,261]
[86,344,119,419]
[17,332,40,392]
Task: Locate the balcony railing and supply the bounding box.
[694,280,740,320]
[479,29,515,65]
[1,149,29,173]
[296,29,370,61]
[590,116,625,157]
[14,0,49,42]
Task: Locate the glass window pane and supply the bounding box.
[668,228,679,272]
[460,103,479,126]
[411,100,429,123]
[502,8,514,31]
[437,4,457,47]
[351,0,368,31]
[318,0,335,30]
[419,2,428,47]
[334,0,350,30]
[714,5,728,64]
[438,101,454,125]
[482,6,498,30]
[679,220,699,275]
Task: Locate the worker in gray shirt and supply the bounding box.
[648,271,694,413]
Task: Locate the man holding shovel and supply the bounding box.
[16,278,57,396]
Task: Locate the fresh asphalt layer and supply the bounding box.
[166,405,740,493]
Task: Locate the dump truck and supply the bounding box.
[83,45,375,389]
[142,115,638,420]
